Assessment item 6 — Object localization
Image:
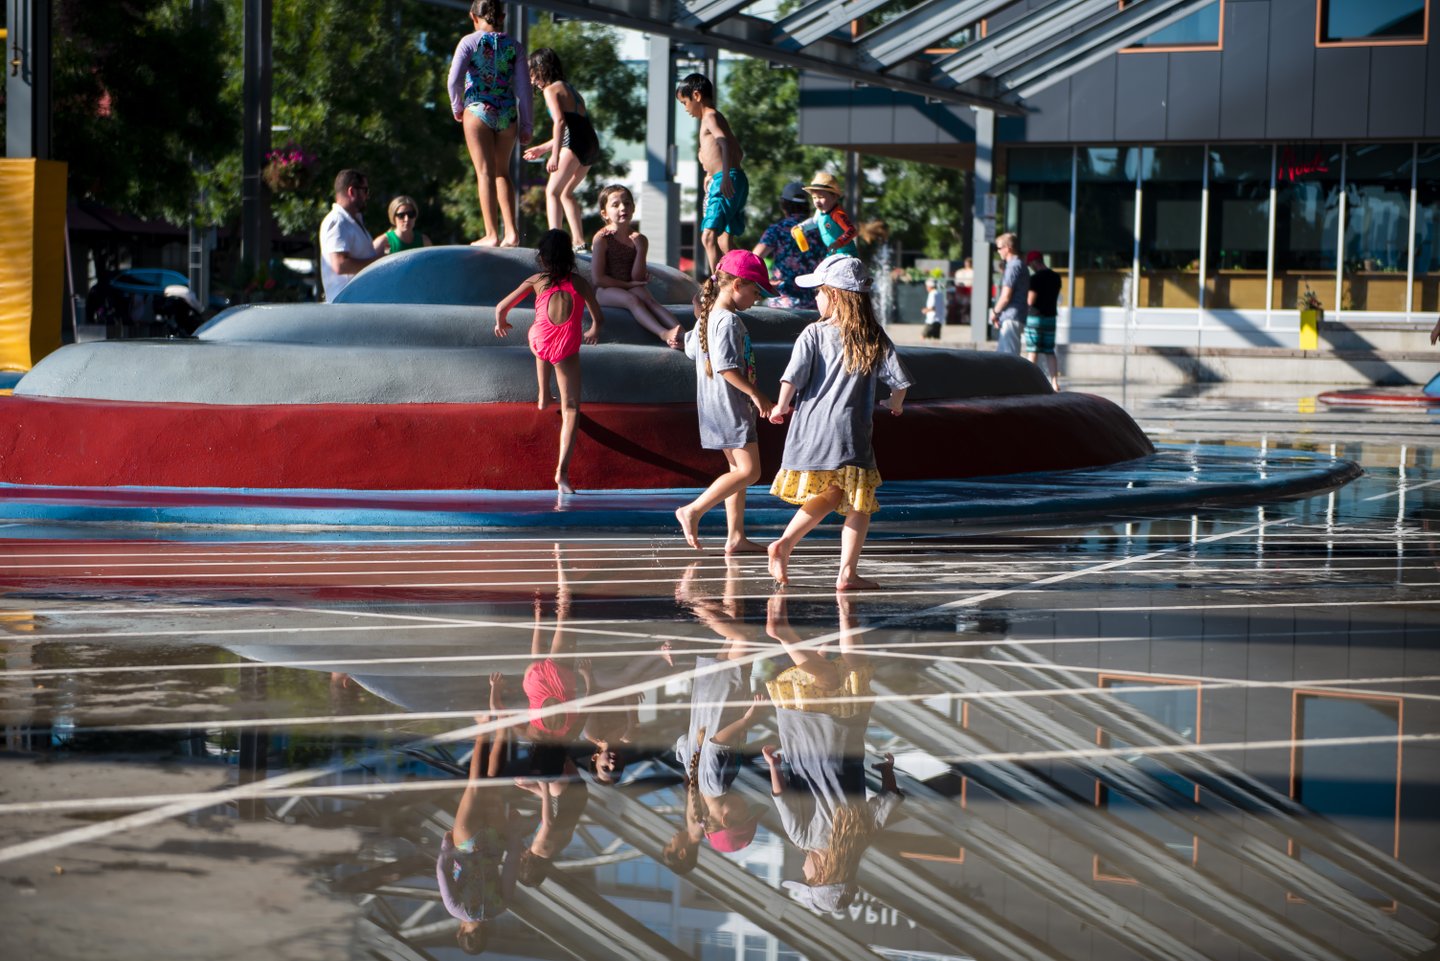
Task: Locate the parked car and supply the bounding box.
[86,269,227,337]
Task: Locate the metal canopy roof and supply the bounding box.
[424,0,1215,112]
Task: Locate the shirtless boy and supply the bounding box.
[676,73,748,273]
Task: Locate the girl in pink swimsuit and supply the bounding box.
[496,230,605,493]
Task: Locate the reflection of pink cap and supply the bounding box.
[706,820,759,852]
[716,249,778,295]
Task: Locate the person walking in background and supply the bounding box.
[591,184,684,348]
[1025,251,1062,390]
[799,173,858,258]
[523,48,600,251]
[766,255,912,591]
[677,73,748,273]
[921,277,945,340]
[675,250,776,554]
[989,233,1027,355]
[449,0,532,248]
[494,230,604,495]
[372,195,433,257]
[753,181,821,310]
[319,169,379,303]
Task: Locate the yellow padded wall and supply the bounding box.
[0,158,67,371]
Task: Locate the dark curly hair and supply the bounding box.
[536,229,576,286]
[528,47,566,86]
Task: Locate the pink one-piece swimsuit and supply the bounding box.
[527,274,584,364]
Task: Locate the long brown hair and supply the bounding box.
[823,286,887,375]
[470,0,504,30]
[696,272,740,377]
[661,728,707,874]
[809,803,876,884]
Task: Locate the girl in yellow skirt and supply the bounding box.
[766,254,913,590]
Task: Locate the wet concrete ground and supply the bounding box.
[1,383,1437,961]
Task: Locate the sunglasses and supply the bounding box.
[395,210,417,219]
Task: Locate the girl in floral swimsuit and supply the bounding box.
[448,0,533,247]
[495,230,605,494]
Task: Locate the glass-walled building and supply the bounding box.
[1004,141,1439,347]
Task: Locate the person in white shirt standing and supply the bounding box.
[319,169,379,303]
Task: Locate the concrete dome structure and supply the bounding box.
[0,246,1152,492]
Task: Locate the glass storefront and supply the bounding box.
[1005,141,1438,316]
[1075,147,1137,307]
[1139,147,1205,308]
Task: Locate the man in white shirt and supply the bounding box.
[319,169,378,302]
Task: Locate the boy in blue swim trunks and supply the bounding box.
[677,73,748,273]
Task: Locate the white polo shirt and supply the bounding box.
[318,202,373,303]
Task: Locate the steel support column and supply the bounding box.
[970,107,995,343]
[240,0,272,272]
[5,0,51,159]
[641,34,681,268]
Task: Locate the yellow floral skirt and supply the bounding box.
[765,662,875,719]
[769,466,882,515]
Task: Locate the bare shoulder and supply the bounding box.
[632,232,650,251]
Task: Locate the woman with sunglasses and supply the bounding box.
[373,195,434,256]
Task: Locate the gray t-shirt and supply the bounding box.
[673,657,749,797]
[778,322,913,472]
[685,307,756,450]
[997,255,1029,324]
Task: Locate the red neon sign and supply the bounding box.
[1278,146,1330,182]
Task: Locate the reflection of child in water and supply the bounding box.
[522,546,587,742]
[762,591,904,912]
[513,754,590,888]
[663,561,767,871]
[437,673,526,955]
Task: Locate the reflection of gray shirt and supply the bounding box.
[771,707,904,850]
[674,657,748,796]
[997,256,1029,324]
[685,307,756,450]
[778,322,913,472]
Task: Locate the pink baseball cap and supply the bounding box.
[716,249,778,295]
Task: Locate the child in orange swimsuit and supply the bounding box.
[496,230,605,493]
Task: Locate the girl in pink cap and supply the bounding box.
[495,229,604,494]
[675,249,776,553]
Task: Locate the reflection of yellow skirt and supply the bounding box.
[770,466,882,515]
[765,663,875,719]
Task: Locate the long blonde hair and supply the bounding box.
[823,286,887,375]
[696,272,740,377]
[809,803,876,884]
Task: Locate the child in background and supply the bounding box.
[495,230,604,494]
[921,277,944,340]
[523,48,600,251]
[591,185,684,348]
[449,0,532,247]
[766,255,913,590]
[799,172,858,258]
[676,72,748,273]
[675,250,776,554]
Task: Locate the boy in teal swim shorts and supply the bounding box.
[678,73,748,273]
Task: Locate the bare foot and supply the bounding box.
[837,574,882,591]
[500,234,520,248]
[656,640,675,667]
[725,537,766,556]
[556,474,575,495]
[767,541,790,585]
[675,506,702,550]
[664,326,684,349]
[471,236,499,247]
[537,393,550,411]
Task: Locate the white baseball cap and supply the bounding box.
[795,254,872,292]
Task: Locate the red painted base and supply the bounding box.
[1317,389,1440,408]
[0,394,1153,490]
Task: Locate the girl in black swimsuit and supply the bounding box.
[524,48,601,250]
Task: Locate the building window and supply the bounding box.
[1075,148,1139,308]
[1126,0,1223,49]
[1291,691,1402,904]
[1273,144,1343,311]
[1341,144,1414,312]
[1004,147,1074,305]
[1318,0,1428,44]
[1139,147,1205,308]
[1415,143,1440,312]
[1205,146,1272,309]
[699,931,736,961]
[1095,675,1200,881]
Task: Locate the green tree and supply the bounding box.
[51,0,236,224]
[863,156,969,259]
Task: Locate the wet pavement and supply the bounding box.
[1,383,1437,961]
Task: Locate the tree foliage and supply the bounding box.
[51,0,236,224]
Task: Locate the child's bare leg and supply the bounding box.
[719,445,763,555]
[554,152,589,246]
[837,508,879,591]
[676,443,760,551]
[535,356,552,410]
[494,125,520,246]
[765,591,842,686]
[463,114,501,246]
[701,227,722,274]
[767,487,843,585]
[553,355,581,494]
[597,287,674,345]
[833,593,869,671]
[717,231,735,257]
[635,289,682,348]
